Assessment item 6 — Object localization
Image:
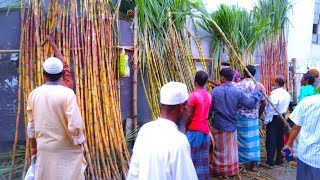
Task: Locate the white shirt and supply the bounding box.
[127,118,198,180]
[264,88,291,124]
[290,95,320,168]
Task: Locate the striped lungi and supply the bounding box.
[186,130,210,180]
[236,115,260,164]
[210,127,239,176]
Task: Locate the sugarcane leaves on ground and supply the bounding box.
[0,146,25,179]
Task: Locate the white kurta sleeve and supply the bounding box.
[170,139,198,180]
[126,127,145,180]
[66,92,85,145]
[26,93,35,138]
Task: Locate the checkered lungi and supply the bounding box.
[210,127,239,176]
[186,130,210,180]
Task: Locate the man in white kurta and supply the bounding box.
[27,57,87,180]
[127,82,198,180]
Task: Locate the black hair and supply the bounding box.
[220,68,234,81]
[275,76,285,87]
[244,65,256,78]
[288,101,297,111]
[44,71,64,81]
[303,73,315,85]
[195,71,208,86]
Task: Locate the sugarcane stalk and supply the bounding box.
[9,1,26,178]
[133,7,138,130]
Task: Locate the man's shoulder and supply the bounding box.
[173,131,190,147]
[300,94,320,104]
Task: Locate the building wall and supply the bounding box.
[0,10,24,152]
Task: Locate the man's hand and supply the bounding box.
[263,124,267,130]
[31,147,37,156]
[46,35,55,44]
[281,145,294,156]
[255,84,263,91]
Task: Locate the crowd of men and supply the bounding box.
[127,67,320,180]
[26,35,320,180]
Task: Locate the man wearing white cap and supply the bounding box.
[45,35,74,89]
[26,42,86,179]
[127,82,198,180]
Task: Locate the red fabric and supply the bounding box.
[188,89,212,134]
[60,61,74,90]
[210,127,239,176]
[284,135,289,145]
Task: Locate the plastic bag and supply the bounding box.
[24,156,36,180]
[119,48,130,77]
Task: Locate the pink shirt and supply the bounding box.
[188,89,212,134]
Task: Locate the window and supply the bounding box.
[313,1,320,44]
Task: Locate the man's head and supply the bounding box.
[300,73,315,86]
[160,82,189,124]
[243,65,256,78]
[307,69,319,82]
[219,68,234,83]
[271,75,285,88]
[43,57,64,82]
[195,71,208,87]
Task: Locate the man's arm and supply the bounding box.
[26,93,37,156]
[183,105,194,133]
[66,93,85,145]
[208,92,214,119]
[259,99,267,118]
[171,140,198,180]
[282,124,301,156]
[46,35,64,61]
[46,35,74,90]
[207,79,221,87]
[239,84,264,108]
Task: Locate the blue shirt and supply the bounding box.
[210,83,263,132]
[298,85,314,102]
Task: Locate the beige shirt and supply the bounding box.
[27,83,84,145]
[26,83,86,180]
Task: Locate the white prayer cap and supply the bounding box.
[43,57,63,74]
[160,81,189,105]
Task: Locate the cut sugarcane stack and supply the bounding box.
[10,0,129,179]
[135,0,210,119]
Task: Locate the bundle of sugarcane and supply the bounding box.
[254,0,292,94]
[10,0,129,179]
[135,0,209,119]
[191,1,270,78]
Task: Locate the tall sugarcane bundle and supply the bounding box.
[254,0,292,94]
[191,1,269,80]
[135,0,209,119]
[10,0,129,179]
